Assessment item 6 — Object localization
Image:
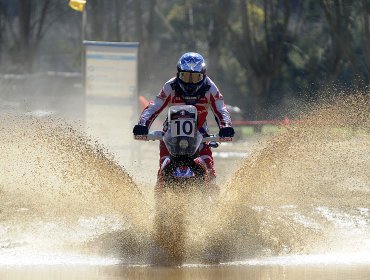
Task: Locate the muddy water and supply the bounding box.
[1,264,370,280]
[0,94,369,279]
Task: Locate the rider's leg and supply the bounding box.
[198,143,216,180]
[159,140,170,166]
[157,140,170,182]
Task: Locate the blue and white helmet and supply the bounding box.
[176,52,206,105]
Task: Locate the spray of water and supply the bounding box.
[0,92,369,265]
[0,115,152,262]
[190,93,370,262]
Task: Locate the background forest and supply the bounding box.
[0,0,369,119]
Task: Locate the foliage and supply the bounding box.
[0,0,368,118]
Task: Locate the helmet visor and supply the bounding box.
[178,72,204,84]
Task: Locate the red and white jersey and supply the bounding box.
[138,76,232,133]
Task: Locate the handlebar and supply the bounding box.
[202,135,233,143]
[134,130,233,143]
[134,130,164,141]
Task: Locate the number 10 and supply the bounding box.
[175,120,193,135]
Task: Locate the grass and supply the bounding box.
[237,125,281,139]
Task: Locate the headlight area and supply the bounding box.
[178,139,189,149]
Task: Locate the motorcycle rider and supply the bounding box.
[133,52,235,184]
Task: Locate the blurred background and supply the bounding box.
[0,0,369,123]
[0,2,369,275]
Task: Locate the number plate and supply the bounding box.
[171,119,195,137]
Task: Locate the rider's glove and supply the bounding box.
[133,124,148,136]
[219,127,235,138]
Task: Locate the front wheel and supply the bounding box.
[159,158,208,191]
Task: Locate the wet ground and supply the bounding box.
[1,263,370,280]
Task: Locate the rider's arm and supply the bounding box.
[138,79,173,128]
[207,78,233,129]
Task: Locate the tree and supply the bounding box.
[320,0,359,83]
[0,0,4,66]
[0,0,65,72]
[207,0,233,80]
[133,0,158,92]
[361,0,370,82]
[215,0,291,117]
[17,0,51,72]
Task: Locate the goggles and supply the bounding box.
[178,71,204,84]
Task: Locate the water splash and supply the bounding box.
[0,93,369,266]
[0,114,152,262]
[194,93,370,261]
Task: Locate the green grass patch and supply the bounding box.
[238,126,255,137]
[262,124,280,134]
[236,124,281,138]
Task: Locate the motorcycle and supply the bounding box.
[134,104,233,264]
[134,104,232,191]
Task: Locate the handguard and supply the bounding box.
[134,131,164,141]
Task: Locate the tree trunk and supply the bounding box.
[32,0,50,60]
[18,0,32,72]
[16,0,51,73]
[90,0,104,41]
[0,0,3,66]
[320,0,360,82]
[208,0,231,79]
[113,0,121,41]
[250,74,272,119]
[144,0,156,77]
[187,1,195,50]
[362,0,370,78]
[237,0,290,118]
[146,0,156,47]
[134,0,144,91]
